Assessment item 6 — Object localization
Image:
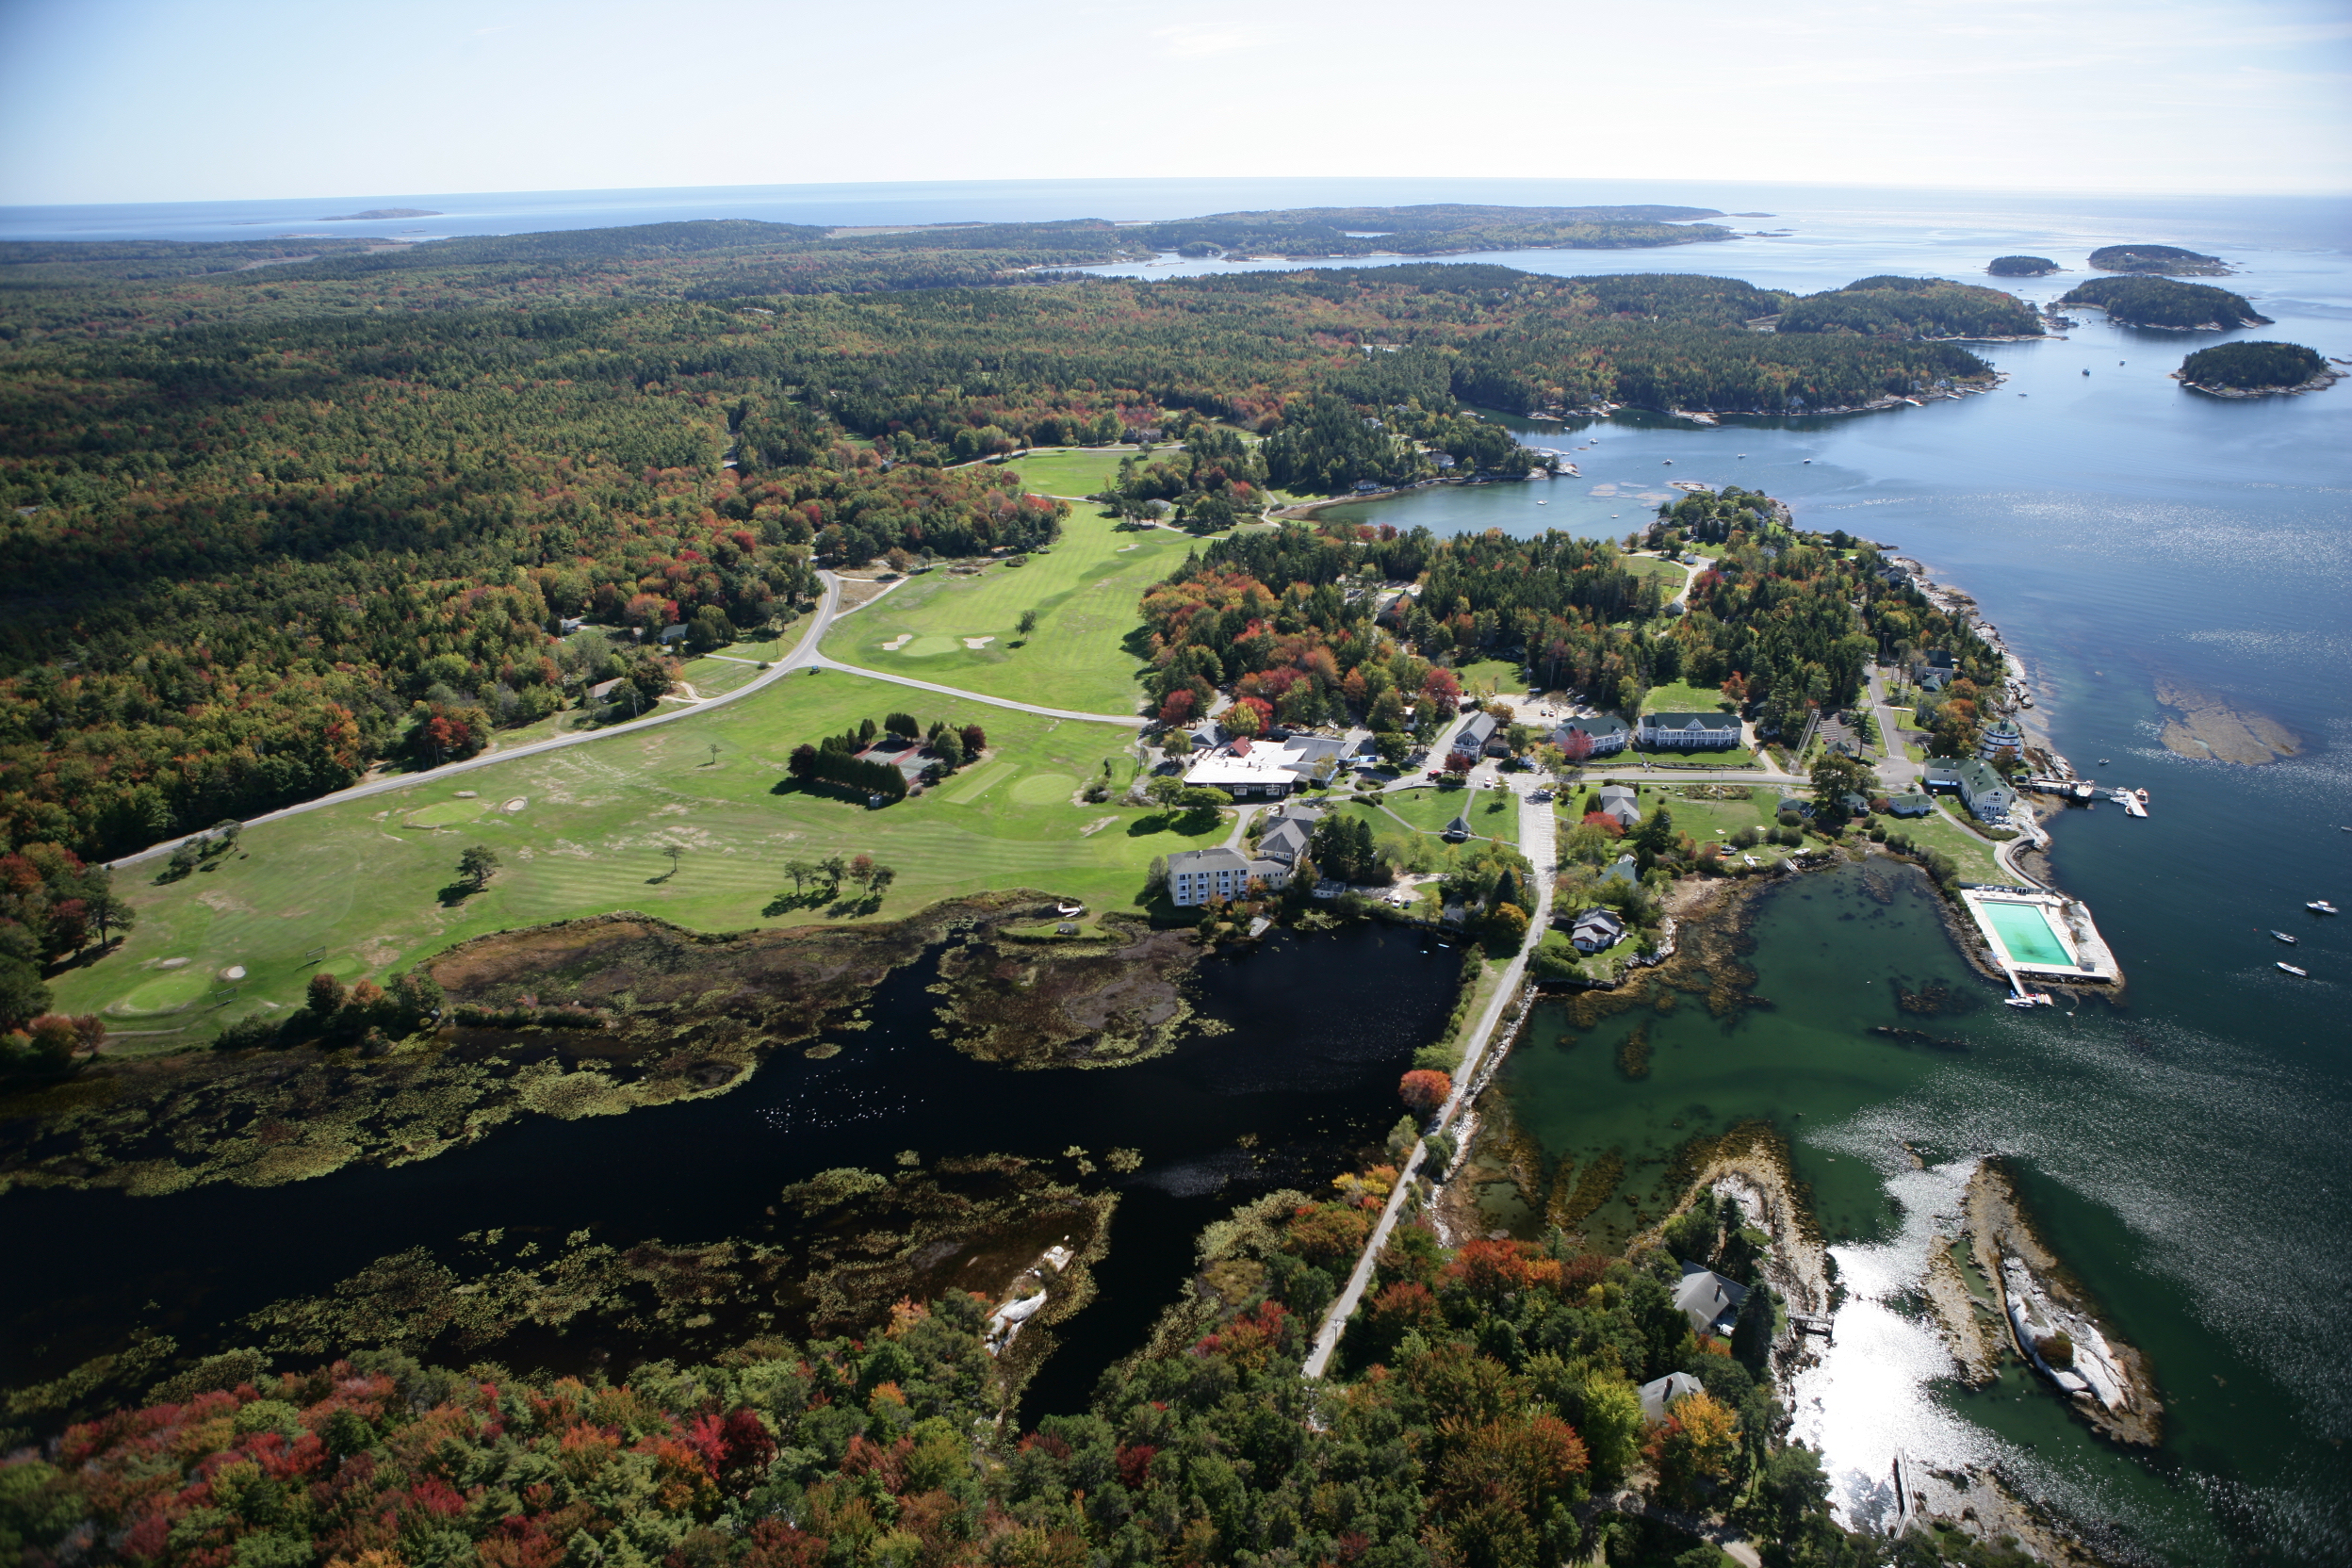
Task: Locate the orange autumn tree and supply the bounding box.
[1399,1069,1452,1116]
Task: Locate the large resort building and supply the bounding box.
[1638,711,1742,750]
[1184,734,1351,801]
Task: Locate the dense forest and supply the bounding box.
[2177,340,2328,391]
[1984,257,2056,277]
[2053,277,2269,330]
[1135,492,1995,749]
[2085,243,2228,276]
[1774,277,2041,340]
[2,212,1998,863]
[0,1174,2034,1567]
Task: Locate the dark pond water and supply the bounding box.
[1,922,1460,1420]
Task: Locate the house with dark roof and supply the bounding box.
[1257,810,1316,867]
[1639,710,1741,750]
[1922,758,2016,825]
[1639,1371,1706,1423]
[1451,711,1499,759]
[1593,784,1641,828]
[1569,907,1627,954]
[1550,714,1629,758]
[1674,1261,1750,1338]
[1442,813,1473,843]
[657,623,689,647]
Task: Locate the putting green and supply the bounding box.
[1008,773,1080,806]
[112,970,214,1015]
[406,799,489,827]
[936,760,1012,803]
[900,635,962,658]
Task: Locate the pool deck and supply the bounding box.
[1959,886,2123,986]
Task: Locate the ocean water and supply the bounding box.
[1286,198,2350,1562]
[4,175,2348,1558]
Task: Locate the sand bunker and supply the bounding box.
[219,965,247,981]
[502,797,528,812]
[963,636,996,649]
[880,633,913,651]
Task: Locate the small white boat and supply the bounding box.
[2274,931,2299,945]
[2311,901,2341,915]
[2278,962,2309,977]
[2004,995,2038,1009]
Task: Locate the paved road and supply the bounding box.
[1303,773,1557,1379]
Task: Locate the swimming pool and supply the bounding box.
[1983,899,2072,967]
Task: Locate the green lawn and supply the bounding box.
[1623,555,1690,592]
[55,669,1198,1034]
[1350,785,1519,845]
[1623,743,1759,769]
[1640,679,1733,714]
[1901,800,2003,883]
[1454,659,1527,699]
[1001,448,1138,498]
[821,514,1191,714]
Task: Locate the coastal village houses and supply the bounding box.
[1550,714,1629,757]
[1592,784,1642,829]
[1166,845,1291,906]
[1451,711,1499,760]
[1923,758,2017,825]
[1638,711,1741,750]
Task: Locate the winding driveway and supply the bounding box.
[106,570,1144,873]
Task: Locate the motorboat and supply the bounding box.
[2273,931,2298,945]
[2310,901,2341,915]
[2278,962,2309,977]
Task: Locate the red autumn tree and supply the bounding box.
[1158,688,1198,727]
[1399,1069,1451,1116]
[1560,727,1595,764]
[1421,667,1462,717]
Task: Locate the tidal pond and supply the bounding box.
[1,921,1461,1424]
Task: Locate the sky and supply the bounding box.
[1,0,2347,206]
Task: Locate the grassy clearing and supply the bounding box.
[55,669,1202,1035]
[1623,555,1690,591]
[1903,800,2003,883]
[1622,743,1759,769]
[1002,448,1137,498]
[822,514,1188,714]
[1453,659,1527,699]
[1363,784,1520,844]
[1641,679,1732,714]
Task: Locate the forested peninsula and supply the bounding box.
[0,218,1999,879]
[1774,275,2042,340]
[2054,276,2269,330]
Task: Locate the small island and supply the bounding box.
[2176,340,2342,398]
[2088,242,2230,276]
[317,206,442,220]
[2055,276,2269,330]
[1986,254,2058,276]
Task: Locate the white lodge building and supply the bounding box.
[1638,711,1741,750]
